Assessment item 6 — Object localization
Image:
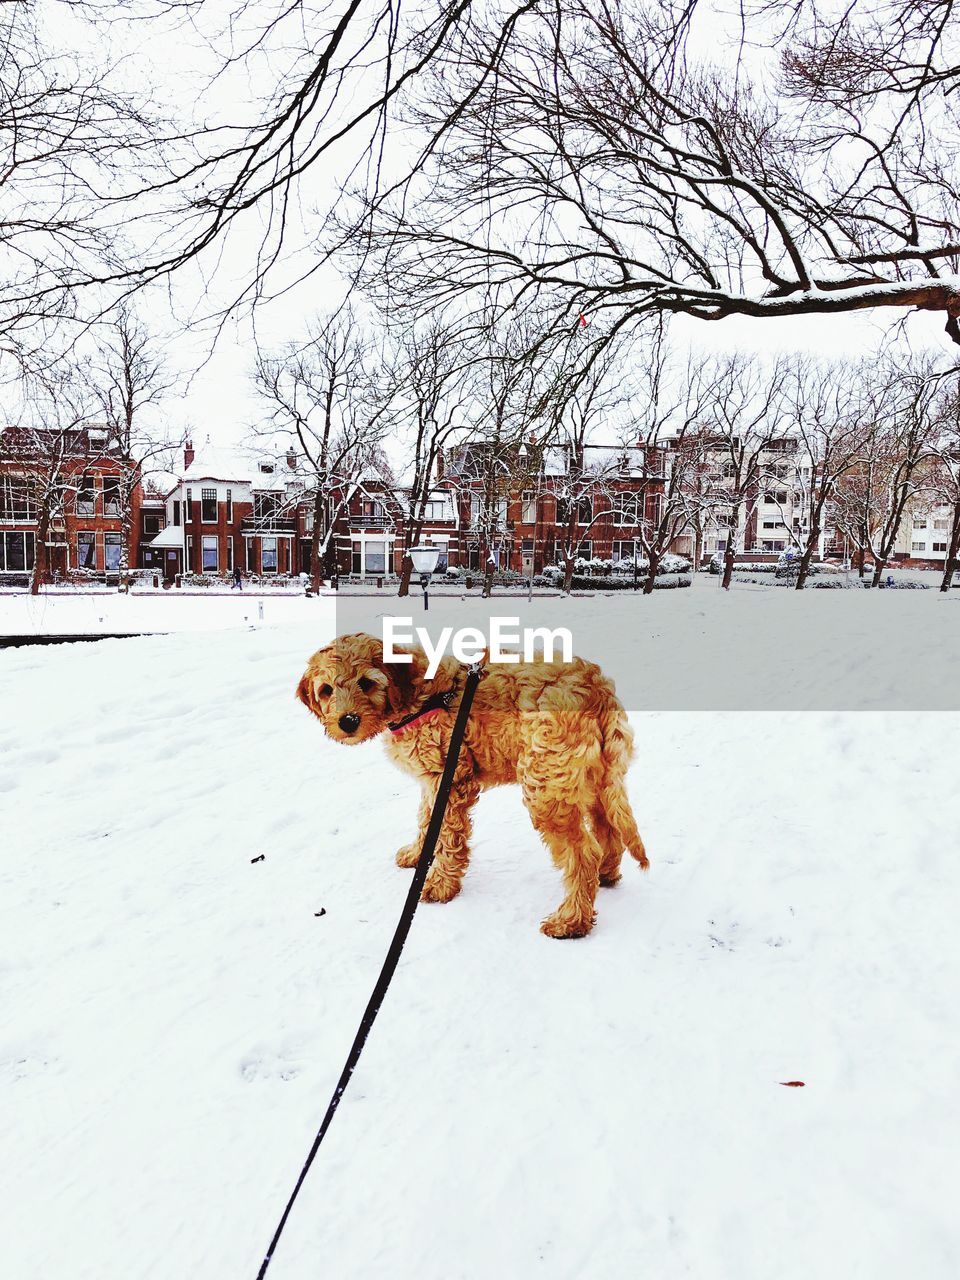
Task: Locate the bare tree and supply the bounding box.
[698,355,789,590]
[382,322,476,596]
[0,4,155,343]
[780,360,876,590]
[827,355,946,586]
[365,1,960,358]
[252,309,389,593]
[90,309,179,587]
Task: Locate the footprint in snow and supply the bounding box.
[240,1047,304,1083]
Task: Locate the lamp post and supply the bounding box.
[408,544,441,610]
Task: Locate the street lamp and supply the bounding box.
[408,544,441,610]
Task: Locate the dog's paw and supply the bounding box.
[395,843,421,869]
[540,909,596,939]
[599,871,622,887]
[421,871,462,903]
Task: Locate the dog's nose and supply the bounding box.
[338,712,361,735]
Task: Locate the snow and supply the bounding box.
[2,588,959,1279]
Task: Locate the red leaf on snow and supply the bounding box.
[779,1081,805,1087]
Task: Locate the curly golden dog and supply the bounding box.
[297,632,647,938]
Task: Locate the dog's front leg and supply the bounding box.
[395,783,434,868]
[421,778,481,904]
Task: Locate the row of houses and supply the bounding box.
[1,430,956,584]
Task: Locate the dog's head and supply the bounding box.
[296,632,426,745]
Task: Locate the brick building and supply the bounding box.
[0,425,146,583]
[153,440,303,581]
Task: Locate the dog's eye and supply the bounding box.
[317,683,333,699]
[358,676,376,693]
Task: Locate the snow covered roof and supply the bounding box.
[180,445,265,484]
[149,525,185,548]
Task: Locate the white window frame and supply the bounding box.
[201,488,218,523]
[104,532,122,572]
[202,535,218,573]
[261,536,278,573]
[77,531,96,570]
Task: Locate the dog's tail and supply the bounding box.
[598,693,649,869]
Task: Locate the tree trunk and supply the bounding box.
[940,503,960,592]
[118,496,133,592]
[721,542,735,590]
[398,555,413,597]
[309,493,325,594]
[561,555,575,594]
[642,549,661,594]
[30,505,51,596]
[794,535,817,590]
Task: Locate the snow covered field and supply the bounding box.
[2,595,959,1279]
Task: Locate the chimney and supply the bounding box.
[437,451,445,481]
[286,445,297,471]
[184,438,195,469]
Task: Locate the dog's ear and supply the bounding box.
[377,648,426,716]
[296,673,314,711]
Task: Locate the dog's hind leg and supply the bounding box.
[590,802,624,886]
[524,787,603,938]
[420,778,481,904]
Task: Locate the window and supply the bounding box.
[254,493,279,522]
[143,512,162,536]
[521,538,534,553]
[422,498,448,521]
[226,488,233,521]
[201,488,217,522]
[77,531,96,569]
[103,478,121,517]
[364,540,387,573]
[202,535,218,573]
[521,492,536,523]
[303,506,315,531]
[173,500,181,527]
[934,519,949,532]
[612,493,642,525]
[1,531,34,571]
[913,518,927,530]
[261,536,278,572]
[912,541,926,551]
[0,477,36,521]
[246,538,255,571]
[470,494,507,528]
[104,533,122,572]
[258,462,275,474]
[933,542,948,552]
[762,520,784,530]
[185,488,193,521]
[361,498,385,521]
[764,491,788,505]
[76,478,96,517]
[612,540,637,563]
[186,535,193,569]
[226,537,233,571]
[556,496,592,526]
[762,540,786,551]
[578,540,592,561]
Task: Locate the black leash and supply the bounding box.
[254,660,484,1280]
